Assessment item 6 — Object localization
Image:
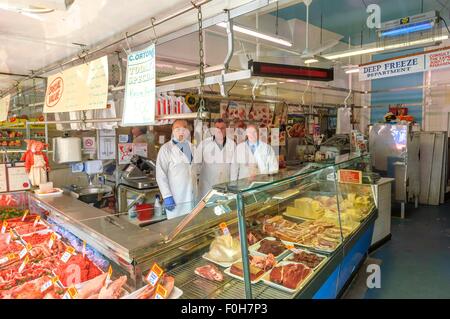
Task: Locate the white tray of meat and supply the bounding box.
[75,273,129,299]
[224,254,277,284]
[282,249,327,271]
[0,274,65,299]
[122,275,182,299]
[202,253,235,268]
[34,188,64,197]
[248,237,290,260]
[261,261,314,294]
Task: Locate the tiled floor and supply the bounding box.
[346,202,450,298]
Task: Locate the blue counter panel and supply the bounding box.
[313,264,340,299]
[337,224,375,293]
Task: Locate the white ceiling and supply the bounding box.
[0,0,255,93]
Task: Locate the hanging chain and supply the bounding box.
[197,5,206,116]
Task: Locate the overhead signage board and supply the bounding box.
[249,60,334,82]
[44,56,109,113]
[359,55,425,81]
[122,44,156,127]
[0,95,10,122]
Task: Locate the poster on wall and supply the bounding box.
[0,94,10,122]
[98,136,116,160]
[118,143,134,164]
[122,44,156,126]
[44,56,109,113]
[359,55,425,81]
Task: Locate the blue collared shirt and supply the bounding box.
[172,139,193,163]
[247,140,259,154]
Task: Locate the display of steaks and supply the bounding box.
[288,251,325,269]
[3,215,48,235]
[194,264,223,282]
[256,238,286,257]
[229,254,276,281]
[269,263,312,290]
[247,229,265,245]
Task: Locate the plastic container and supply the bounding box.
[154,195,162,217]
[136,204,154,221]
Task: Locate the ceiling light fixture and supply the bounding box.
[304,59,319,64]
[217,22,293,47]
[345,68,360,74]
[158,64,225,82]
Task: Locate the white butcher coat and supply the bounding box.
[156,140,197,219]
[196,137,236,199]
[230,140,279,181]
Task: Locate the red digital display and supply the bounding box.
[250,61,334,82]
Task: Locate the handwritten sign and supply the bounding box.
[0,94,10,122]
[426,48,450,71]
[122,44,156,126]
[44,56,109,113]
[338,169,363,184]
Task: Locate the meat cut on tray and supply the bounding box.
[0,275,65,299]
[194,264,223,282]
[256,238,286,257]
[287,251,325,269]
[269,263,312,290]
[229,254,277,281]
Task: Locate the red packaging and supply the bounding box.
[136,204,154,221]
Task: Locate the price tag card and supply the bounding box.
[154,284,168,299]
[1,220,8,234]
[106,265,113,283]
[62,286,78,299]
[82,240,86,257]
[60,246,75,263]
[285,244,302,254]
[40,276,61,293]
[48,232,57,249]
[18,243,31,259]
[145,263,163,287]
[5,229,14,244]
[219,222,230,236]
[0,253,16,264]
[21,210,29,221]
[33,215,41,227]
[18,255,29,273]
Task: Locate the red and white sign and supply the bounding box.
[338,169,363,184]
[83,137,96,155]
[426,48,450,71]
[44,56,109,113]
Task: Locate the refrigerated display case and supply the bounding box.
[1,154,376,299]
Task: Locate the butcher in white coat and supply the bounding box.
[196,119,236,199]
[156,120,197,219]
[231,124,279,181]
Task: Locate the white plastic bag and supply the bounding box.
[336,107,352,134]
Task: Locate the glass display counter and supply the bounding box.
[1,154,377,299]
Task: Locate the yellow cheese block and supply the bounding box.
[287,199,324,220]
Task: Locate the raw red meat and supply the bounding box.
[269,263,312,290]
[194,264,223,282]
[54,254,102,287]
[0,275,64,299]
[0,241,23,256]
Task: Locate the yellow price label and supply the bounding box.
[155,284,168,299]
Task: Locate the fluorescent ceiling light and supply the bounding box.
[324,47,385,60]
[158,64,225,82]
[384,35,448,50]
[304,59,318,64]
[380,21,434,37]
[345,68,360,74]
[217,22,293,47]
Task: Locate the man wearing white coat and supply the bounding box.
[196,119,236,199]
[231,124,279,180]
[156,119,197,219]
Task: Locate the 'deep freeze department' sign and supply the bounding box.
[122,44,156,126]
[359,55,425,81]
